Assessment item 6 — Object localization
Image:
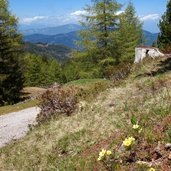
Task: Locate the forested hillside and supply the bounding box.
[24,31,80,48]
[25,42,72,62]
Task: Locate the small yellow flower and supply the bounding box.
[97,157,102,161]
[99,149,106,157]
[123,139,132,147]
[123,137,135,147]
[138,128,143,133]
[106,150,112,155]
[129,136,135,142]
[133,124,140,129]
[149,168,155,171]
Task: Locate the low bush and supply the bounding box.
[37,86,78,123]
[37,80,110,123]
[109,62,132,82]
[75,81,110,101]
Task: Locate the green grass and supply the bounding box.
[0,58,171,170]
[0,99,38,115]
[65,78,110,86]
[0,86,45,115]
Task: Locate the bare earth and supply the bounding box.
[0,107,40,148]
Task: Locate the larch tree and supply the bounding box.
[116,2,143,62]
[76,0,122,77]
[158,0,171,50]
[0,0,24,105]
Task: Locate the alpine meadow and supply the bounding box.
[0,0,171,171]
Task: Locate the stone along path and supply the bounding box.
[0,107,40,148]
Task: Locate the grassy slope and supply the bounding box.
[65,79,110,86]
[0,58,171,170]
[0,99,38,115]
[0,87,46,115]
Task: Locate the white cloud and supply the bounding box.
[116,10,124,15]
[70,10,87,16]
[140,14,160,22]
[21,16,48,24]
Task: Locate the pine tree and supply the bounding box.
[76,0,122,76]
[158,0,171,50]
[0,0,24,105]
[116,2,143,62]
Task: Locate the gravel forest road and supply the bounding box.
[0,107,40,148]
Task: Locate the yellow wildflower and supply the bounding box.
[123,139,132,147]
[149,168,155,171]
[99,149,106,157]
[97,157,102,161]
[106,150,112,156]
[123,137,135,147]
[129,136,135,141]
[138,128,143,133]
[133,124,140,129]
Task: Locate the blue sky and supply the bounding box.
[9,0,168,33]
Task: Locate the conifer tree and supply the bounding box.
[0,0,24,105]
[116,2,142,62]
[158,0,171,50]
[76,0,122,76]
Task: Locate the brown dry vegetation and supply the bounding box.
[0,57,171,170]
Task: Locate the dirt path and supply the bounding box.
[0,107,40,148]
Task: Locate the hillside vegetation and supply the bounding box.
[25,42,72,63]
[0,57,171,170]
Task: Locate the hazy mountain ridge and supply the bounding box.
[24,31,80,48]
[24,31,158,48]
[143,30,159,45]
[21,24,83,36]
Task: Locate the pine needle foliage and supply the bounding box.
[0,0,24,105]
[158,0,171,50]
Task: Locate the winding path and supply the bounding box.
[0,107,40,148]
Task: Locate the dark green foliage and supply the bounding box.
[107,62,132,81]
[0,0,24,105]
[24,53,62,86]
[25,42,72,63]
[158,0,171,50]
[75,0,122,77]
[37,86,78,123]
[116,2,143,62]
[74,0,142,78]
[152,40,157,47]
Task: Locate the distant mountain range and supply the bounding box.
[24,31,80,48]
[21,24,83,36]
[143,30,158,46]
[22,24,159,48]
